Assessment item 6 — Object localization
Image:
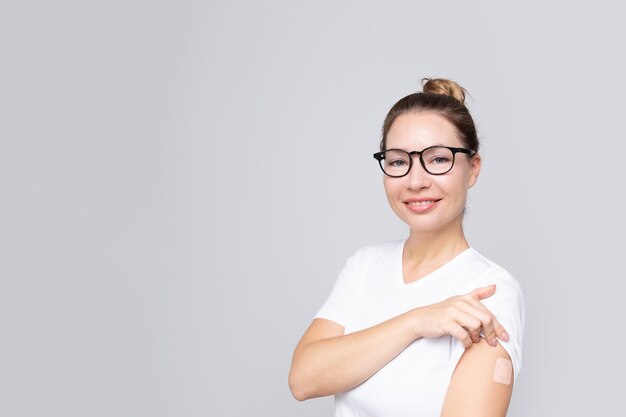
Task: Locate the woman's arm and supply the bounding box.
[440,338,514,417]
[288,285,509,401]
[288,311,419,401]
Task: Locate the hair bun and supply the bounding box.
[422,78,467,105]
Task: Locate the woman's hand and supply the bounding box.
[410,285,509,348]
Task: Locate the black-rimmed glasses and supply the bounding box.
[373,146,477,177]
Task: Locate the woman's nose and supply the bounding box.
[407,159,432,190]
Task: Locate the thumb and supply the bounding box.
[471,284,496,300]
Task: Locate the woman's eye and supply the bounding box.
[430,156,451,165]
[388,159,408,167]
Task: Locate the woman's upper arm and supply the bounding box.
[441,338,514,417]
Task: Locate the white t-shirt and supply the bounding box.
[315,240,525,417]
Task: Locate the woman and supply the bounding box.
[288,78,525,417]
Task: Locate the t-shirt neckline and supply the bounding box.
[395,239,475,290]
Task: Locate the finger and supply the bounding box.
[466,326,481,344]
[468,300,509,343]
[449,325,473,348]
[454,310,482,338]
[469,284,496,300]
[471,311,508,346]
[460,323,480,343]
[453,304,485,343]
[493,319,510,343]
[455,300,500,346]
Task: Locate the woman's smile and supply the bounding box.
[403,198,442,213]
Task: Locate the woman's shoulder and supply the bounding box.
[341,239,404,272]
[466,248,523,293]
[351,239,404,260]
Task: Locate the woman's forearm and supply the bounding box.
[288,310,419,400]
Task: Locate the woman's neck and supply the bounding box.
[403,224,469,268]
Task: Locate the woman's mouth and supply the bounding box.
[404,199,441,213]
[407,200,437,206]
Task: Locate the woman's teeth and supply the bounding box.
[408,200,436,206]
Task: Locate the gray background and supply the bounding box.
[1,0,624,416]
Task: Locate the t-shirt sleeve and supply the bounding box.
[448,267,525,387]
[313,254,357,329]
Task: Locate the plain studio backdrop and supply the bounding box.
[1,1,624,416]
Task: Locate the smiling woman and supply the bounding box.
[380,112,481,237]
[288,78,525,417]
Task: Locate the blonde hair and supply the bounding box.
[380,77,478,151]
[422,78,468,105]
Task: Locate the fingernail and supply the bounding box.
[501,331,509,342]
[490,338,497,347]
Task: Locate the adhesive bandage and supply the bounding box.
[493,357,512,385]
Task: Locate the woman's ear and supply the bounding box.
[467,153,482,188]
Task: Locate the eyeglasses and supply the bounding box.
[373,146,477,177]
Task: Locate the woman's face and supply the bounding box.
[383,112,481,235]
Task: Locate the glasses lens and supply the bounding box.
[421,147,454,174]
[382,150,411,176]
